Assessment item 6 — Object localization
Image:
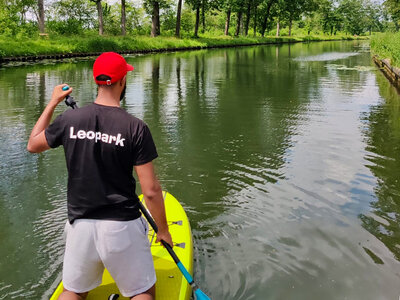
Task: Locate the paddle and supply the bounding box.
[137,200,211,300]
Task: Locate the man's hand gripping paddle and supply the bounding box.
[62,86,77,109]
[137,200,211,300]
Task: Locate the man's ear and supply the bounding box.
[120,76,127,87]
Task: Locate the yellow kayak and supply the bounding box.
[50,191,193,300]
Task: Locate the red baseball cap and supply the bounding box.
[93,52,134,85]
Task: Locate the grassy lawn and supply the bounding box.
[0,33,368,59]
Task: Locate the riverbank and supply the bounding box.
[371,33,400,89]
[371,33,400,68]
[0,33,367,63]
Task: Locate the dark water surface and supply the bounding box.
[1,41,400,299]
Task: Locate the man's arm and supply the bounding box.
[135,162,173,247]
[27,84,72,153]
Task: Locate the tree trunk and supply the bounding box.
[21,6,26,24]
[38,0,45,33]
[194,5,200,37]
[276,20,280,37]
[235,11,242,36]
[260,0,275,37]
[244,0,252,36]
[253,2,257,36]
[175,0,183,37]
[97,0,103,35]
[288,19,292,36]
[225,8,231,35]
[201,0,205,33]
[121,0,126,35]
[151,1,160,37]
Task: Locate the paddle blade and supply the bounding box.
[194,288,211,300]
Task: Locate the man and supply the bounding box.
[27,52,172,300]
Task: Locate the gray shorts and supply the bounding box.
[62,218,156,297]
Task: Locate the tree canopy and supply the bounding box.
[0,0,389,38]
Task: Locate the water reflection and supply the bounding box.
[0,41,400,299]
[360,72,400,261]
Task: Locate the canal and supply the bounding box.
[0,40,399,299]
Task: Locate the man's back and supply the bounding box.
[46,102,158,224]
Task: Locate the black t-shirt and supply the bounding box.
[45,103,158,224]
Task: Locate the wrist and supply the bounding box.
[48,99,59,109]
[158,227,169,235]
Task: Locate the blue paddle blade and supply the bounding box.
[195,288,211,300]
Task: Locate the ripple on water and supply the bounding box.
[325,64,376,72]
[293,52,360,62]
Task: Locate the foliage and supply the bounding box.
[364,0,385,33]
[384,0,400,30]
[47,0,96,33]
[160,5,176,32]
[180,7,196,33]
[143,0,172,14]
[317,0,343,35]
[371,32,400,67]
[0,0,37,36]
[0,0,387,39]
[339,0,367,35]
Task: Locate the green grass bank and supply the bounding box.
[0,33,368,62]
[371,33,400,68]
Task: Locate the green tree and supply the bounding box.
[175,0,183,36]
[364,0,384,34]
[225,1,232,35]
[318,0,343,35]
[144,0,171,36]
[384,0,400,30]
[0,1,22,36]
[339,0,367,35]
[0,0,37,36]
[234,0,246,36]
[215,0,235,35]
[243,0,252,36]
[304,13,317,35]
[186,0,201,36]
[121,0,126,35]
[89,0,104,35]
[271,0,287,36]
[37,0,44,33]
[122,1,148,34]
[48,0,96,34]
[102,2,121,35]
[288,0,300,36]
[258,0,277,37]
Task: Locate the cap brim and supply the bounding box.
[127,64,134,71]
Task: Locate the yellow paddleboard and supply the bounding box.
[50,191,193,300]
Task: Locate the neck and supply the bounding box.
[95,88,121,107]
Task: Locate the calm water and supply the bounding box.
[1,41,400,300]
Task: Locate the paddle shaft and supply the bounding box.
[137,200,200,290]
